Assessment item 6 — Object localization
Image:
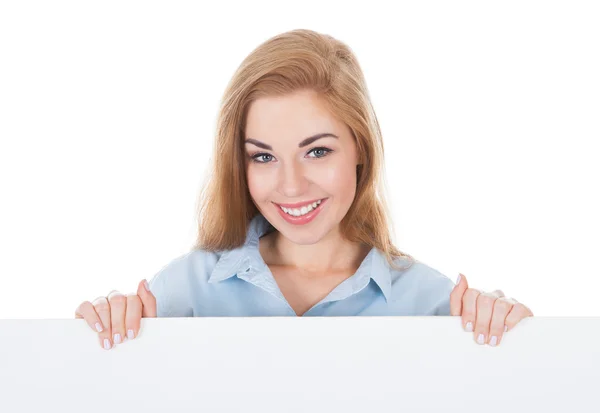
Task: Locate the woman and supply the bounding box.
[75,29,533,350]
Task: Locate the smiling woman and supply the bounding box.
[243,89,366,258]
[75,28,533,350]
[197,30,411,272]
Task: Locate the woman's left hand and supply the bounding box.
[450,273,534,346]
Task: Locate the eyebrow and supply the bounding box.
[244,133,339,150]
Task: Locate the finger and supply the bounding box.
[474,291,502,345]
[107,290,127,346]
[92,296,113,350]
[74,301,105,333]
[125,293,143,340]
[505,302,534,331]
[449,273,469,316]
[460,287,482,332]
[488,297,517,346]
[137,279,157,318]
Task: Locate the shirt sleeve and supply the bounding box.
[431,294,452,316]
[147,253,194,317]
[410,261,456,316]
[428,273,455,316]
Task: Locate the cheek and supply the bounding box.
[316,160,357,197]
[246,166,273,201]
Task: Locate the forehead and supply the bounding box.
[245,89,343,139]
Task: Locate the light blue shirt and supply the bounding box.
[148,214,456,317]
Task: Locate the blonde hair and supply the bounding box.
[193,29,415,271]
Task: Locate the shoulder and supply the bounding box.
[149,248,221,286]
[147,248,223,316]
[388,256,456,315]
[390,257,455,291]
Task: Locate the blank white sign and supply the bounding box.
[0,317,598,412]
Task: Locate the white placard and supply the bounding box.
[0,317,598,412]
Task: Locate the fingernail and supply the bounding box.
[477,333,485,345]
[104,338,111,350]
[465,321,473,332]
[127,329,134,340]
[144,279,150,291]
[504,325,508,332]
[456,274,461,284]
[114,333,121,344]
[95,322,103,332]
[490,336,498,346]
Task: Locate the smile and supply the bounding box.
[277,199,324,216]
[274,198,328,225]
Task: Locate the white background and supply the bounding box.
[1,1,598,319]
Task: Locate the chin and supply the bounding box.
[279,230,327,245]
[271,216,337,246]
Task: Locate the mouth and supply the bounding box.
[273,198,328,225]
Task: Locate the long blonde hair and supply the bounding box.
[193,29,415,271]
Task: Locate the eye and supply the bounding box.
[250,153,274,163]
[307,147,333,158]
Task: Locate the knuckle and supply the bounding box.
[109,294,127,306]
[494,298,513,312]
[507,298,519,305]
[464,288,476,297]
[512,302,528,314]
[126,294,141,304]
[75,301,91,316]
[464,288,481,300]
[477,294,496,305]
[94,301,110,312]
[92,296,109,307]
[92,295,107,303]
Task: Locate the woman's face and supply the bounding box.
[244,89,360,245]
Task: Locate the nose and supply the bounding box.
[278,160,309,198]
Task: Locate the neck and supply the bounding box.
[263,227,370,274]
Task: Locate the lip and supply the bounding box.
[274,198,327,209]
[275,198,328,226]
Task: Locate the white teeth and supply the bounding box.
[279,199,323,217]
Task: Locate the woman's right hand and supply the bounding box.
[74,279,156,350]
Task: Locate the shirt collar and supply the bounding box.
[208,214,393,302]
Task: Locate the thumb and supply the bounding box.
[449,273,469,316]
[137,279,157,317]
